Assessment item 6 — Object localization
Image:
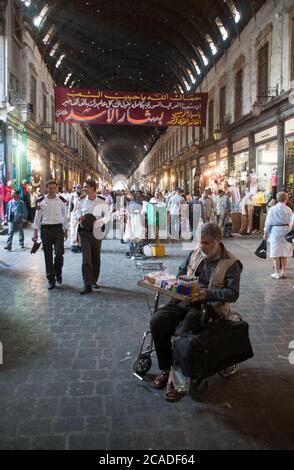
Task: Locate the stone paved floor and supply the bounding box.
[0,228,293,450]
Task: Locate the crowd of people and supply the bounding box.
[0,179,293,403]
[1,180,293,288]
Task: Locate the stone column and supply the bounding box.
[248,131,255,172]
[277,120,284,191]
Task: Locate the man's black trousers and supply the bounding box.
[150,300,203,371]
[41,225,64,283]
[79,231,102,287]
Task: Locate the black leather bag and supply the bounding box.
[79,213,96,232]
[255,239,267,259]
[172,319,254,380]
[285,229,294,244]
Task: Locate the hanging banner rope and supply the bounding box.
[54,88,208,127]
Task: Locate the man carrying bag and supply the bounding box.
[73,179,110,295]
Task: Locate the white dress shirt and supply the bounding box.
[74,196,110,226]
[32,195,69,230]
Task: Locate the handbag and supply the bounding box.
[172,318,254,380]
[285,229,294,244]
[254,239,267,259]
[31,241,41,254]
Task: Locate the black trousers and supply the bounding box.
[41,225,64,283]
[253,205,261,231]
[79,231,102,287]
[150,300,203,371]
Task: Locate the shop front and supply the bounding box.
[231,137,249,194]
[185,164,191,194]
[26,137,43,187]
[11,128,27,183]
[205,151,223,191]
[198,156,206,192]
[285,117,294,203]
[255,126,278,199]
[219,146,229,187]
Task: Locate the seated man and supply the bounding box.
[150,222,242,401]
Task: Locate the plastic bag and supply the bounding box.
[254,239,267,259]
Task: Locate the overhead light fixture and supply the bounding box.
[55,54,65,69]
[213,125,222,140]
[64,72,72,85]
[49,42,59,57]
[33,4,49,27]
[215,17,228,40]
[182,78,191,91]
[187,70,196,84]
[42,25,55,45]
[197,47,208,66]
[206,34,217,55]
[226,0,241,23]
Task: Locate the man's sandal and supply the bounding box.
[153,371,169,389]
[165,381,180,402]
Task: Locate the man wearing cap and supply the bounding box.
[32,180,69,290]
[74,179,110,295]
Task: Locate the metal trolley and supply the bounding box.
[132,261,166,380]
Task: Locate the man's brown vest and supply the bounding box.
[187,246,239,318]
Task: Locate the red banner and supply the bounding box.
[54,88,208,127]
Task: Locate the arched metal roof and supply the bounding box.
[23,0,266,176]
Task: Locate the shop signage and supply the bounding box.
[254,126,277,144]
[55,88,208,127]
[232,137,249,153]
[220,146,228,159]
[285,117,294,136]
[208,152,217,162]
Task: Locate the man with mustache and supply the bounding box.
[150,222,242,401]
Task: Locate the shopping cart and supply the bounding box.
[132,261,166,380]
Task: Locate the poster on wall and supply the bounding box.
[55,88,208,127]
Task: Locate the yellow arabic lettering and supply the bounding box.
[167,111,202,126]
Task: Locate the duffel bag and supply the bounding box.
[172,319,253,380]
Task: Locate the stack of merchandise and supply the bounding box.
[176,275,199,296]
[144,272,177,289]
[144,273,199,297]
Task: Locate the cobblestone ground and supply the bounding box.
[0,228,293,450]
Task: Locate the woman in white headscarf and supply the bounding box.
[264,192,293,279]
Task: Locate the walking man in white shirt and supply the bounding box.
[32,180,69,290]
[167,188,185,239]
[74,179,110,295]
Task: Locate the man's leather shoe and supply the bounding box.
[80,285,92,295]
[48,283,56,290]
[4,246,11,251]
[56,275,62,285]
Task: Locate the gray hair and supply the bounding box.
[277,191,288,203]
[201,222,222,240]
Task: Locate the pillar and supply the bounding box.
[277,120,284,191]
